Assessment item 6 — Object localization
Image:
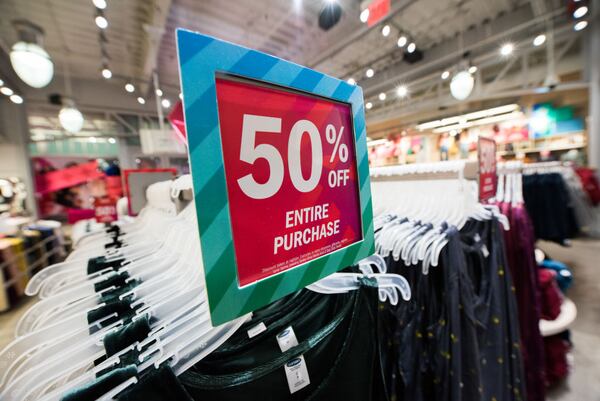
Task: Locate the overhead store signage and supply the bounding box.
[176,29,374,325]
[34,160,104,195]
[366,0,390,27]
[478,136,497,201]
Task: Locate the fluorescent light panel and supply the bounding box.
[416,104,519,131]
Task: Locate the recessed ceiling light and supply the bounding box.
[179,92,183,100]
[365,102,373,110]
[441,71,450,80]
[573,6,588,18]
[0,87,14,96]
[108,137,116,144]
[366,68,374,78]
[101,68,112,79]
[125,83,135,92]
[397,36,407,47]
[381,25,390,37]
[407,43,416,53]
[155,88,163,97]
[161,98,171,108]
[95,15,108,29]
[347,78,356,85]
[378,92,386,101]
[533,34,546,47]
[93,0,107,9]
[0,79,3,86]
[574,21,588,31]
[137,97,145,104]
[500,43,514,56]
[468,65,478,74]
[360,9,369,23]
[396,85,408,98]
[9,94,23,104]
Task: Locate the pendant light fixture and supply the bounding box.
[59,105,84,133]
[9,20,54,88]
[449,18,474,101]
[58,60,84,134]
[450,70,474,100]
[59,99,84,133]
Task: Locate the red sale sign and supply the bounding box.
[94,197,118,223]
[478,136,497,201]
[367,0,391,27]
[216,77,363,287]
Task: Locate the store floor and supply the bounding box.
[540,239,600,401]
[0,239,599,399]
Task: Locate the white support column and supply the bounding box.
[0,99,37,216]
[588,0,600,167]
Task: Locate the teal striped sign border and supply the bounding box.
[176,29,374,325]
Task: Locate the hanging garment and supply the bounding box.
[559,167,599,236]
[461,219,526,401]
[178,283,385,401]
[522,173,579,244]
[538,269,569,386]
[575,167,600,206]
[384,226,483,401]
[501,203,546,401]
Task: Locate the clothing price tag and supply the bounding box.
[277,327,310,393]
[473,234,490,258]
[276,326,299,352]
[284,356,311,394]
[247,322,267,338]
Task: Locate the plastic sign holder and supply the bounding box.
[176,29,374,325]
[478,136,497,201]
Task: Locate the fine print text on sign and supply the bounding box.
[216,77,363,287]
[478,136,497,201]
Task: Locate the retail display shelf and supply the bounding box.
[539,297,577,337]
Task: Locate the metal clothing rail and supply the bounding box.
[497,160,574,174]
[370,160,479,181]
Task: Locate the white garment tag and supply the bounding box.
[276,326,299,352]
[247,322,267,338]
[481,244,490,258]
[284,356,311,394]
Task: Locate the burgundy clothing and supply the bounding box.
[538,268,569,386]
[575,167,600,206]
[544,336,569,385]
[500,202,546,401]
[538,269,562,321]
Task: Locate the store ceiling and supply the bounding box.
[1,0,537,89]
[0,0,584,139]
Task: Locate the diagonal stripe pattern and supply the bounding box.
[176,29,374,325]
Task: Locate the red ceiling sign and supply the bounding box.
[367,0,391,27]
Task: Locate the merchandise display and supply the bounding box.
[0,0,599,400]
